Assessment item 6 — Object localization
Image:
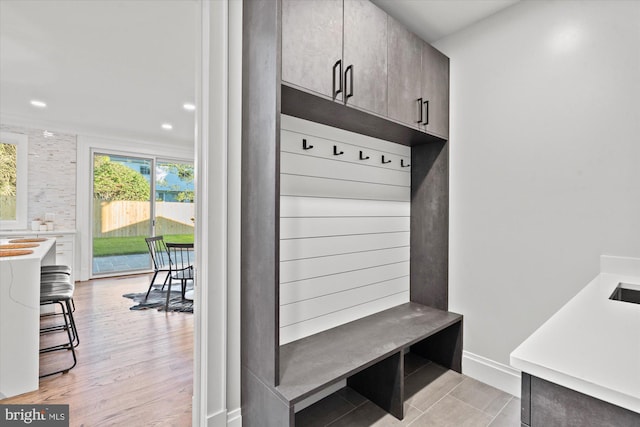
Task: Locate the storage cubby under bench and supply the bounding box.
[278,302,462,421]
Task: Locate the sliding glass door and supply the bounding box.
[91,154,195,276]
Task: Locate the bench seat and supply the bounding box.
[276,302,463,419]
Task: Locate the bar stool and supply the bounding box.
[39,280,77,378]
[40,272,79,348]
[41,265,72,275]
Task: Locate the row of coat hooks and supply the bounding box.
[301,138,410,168]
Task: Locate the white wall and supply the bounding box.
[434,0,640,394]
[1,124,76,231]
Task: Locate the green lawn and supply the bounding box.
[93,234,194,257]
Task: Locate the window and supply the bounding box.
[0,132,28,230]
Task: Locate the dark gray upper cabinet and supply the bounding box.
[421,43,449,139]
[282,0,343,101]
[343,0,388,116]
[387,16,422,129]
[282,0,449,141]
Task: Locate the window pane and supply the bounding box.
[155,160,194,243]
[0,142,18,221]
[92,153,153,275]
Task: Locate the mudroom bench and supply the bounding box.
[276,302,463,421]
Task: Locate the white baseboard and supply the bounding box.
[207,409,227,427]
[227,408,242,427]
[462,351,521,397]
[205,408,242,427]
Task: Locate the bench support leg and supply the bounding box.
[411,319,463,373]
[347,351,404,420]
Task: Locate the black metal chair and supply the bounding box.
[165,242,194,311]
[144,236,172,299]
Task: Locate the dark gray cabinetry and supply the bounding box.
[243,1,454,425]
[281,0,343,100]
[421,42,449,139]
[343,0,388,116]
[521,373,640,427]
[387,15,422,129]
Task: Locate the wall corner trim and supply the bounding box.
[462,351,521,397]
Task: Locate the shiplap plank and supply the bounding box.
[280,277,409,326]
[279,116,412,344]
[281,196,409,218]
[280,232,409,261]
[281,115,411,156]
[280,217,409,239]
[281,152,410,187]
[280,262,409,305]
[281,174,410,201]
[280,246,409,283]
[279,291,410,345]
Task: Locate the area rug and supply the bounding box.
[123,289,193,313]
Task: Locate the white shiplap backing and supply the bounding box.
[279,115,411,344]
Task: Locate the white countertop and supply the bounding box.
[0,229,76,236]
[511,255,640,413]
[0,237,56,261]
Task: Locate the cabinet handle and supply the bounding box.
[332,60,343,99]
[344,65,354,103]
[423,100,430,125]
[416,97,423,123]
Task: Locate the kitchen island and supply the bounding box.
[0,237,56,399]
[511,255,640,426]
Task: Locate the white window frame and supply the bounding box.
[0,132,29,230]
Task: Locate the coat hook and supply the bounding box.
[401,159,410,168]
[302,139,314,150]
[333,145,344,156]
[359,151,370,160]
[381,155,391,164]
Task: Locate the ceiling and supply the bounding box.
[0,0,198,146]
[371,0,520,43]
[0,0,518,147]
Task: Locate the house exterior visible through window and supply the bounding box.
[0,132,28,230]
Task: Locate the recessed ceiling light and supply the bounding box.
[161,123,173,130]
[30,100,47,108]
[183,103,196,111]
[43,130,54,138]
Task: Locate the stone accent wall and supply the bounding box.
[1,124,77,231]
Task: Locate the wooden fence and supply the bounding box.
[93,200,194,237]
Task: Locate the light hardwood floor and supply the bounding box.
[1,274,194,427]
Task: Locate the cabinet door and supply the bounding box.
[387,16,422,128]
[282,0,343,101]
[421,43,449,139]
[343,0,387,116]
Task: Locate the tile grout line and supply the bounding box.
[323,392,369,427]
[406,375,468,426]
[446,394,495,422]
[485,396,514,427]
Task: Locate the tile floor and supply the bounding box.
[296,353,520,427]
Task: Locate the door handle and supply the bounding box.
[344,64,354,103]
[423,100,429,125]
[332,60,342,99]
[416,97,423,123]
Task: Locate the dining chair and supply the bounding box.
[165,242,194,311]
[144,236,171,299]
